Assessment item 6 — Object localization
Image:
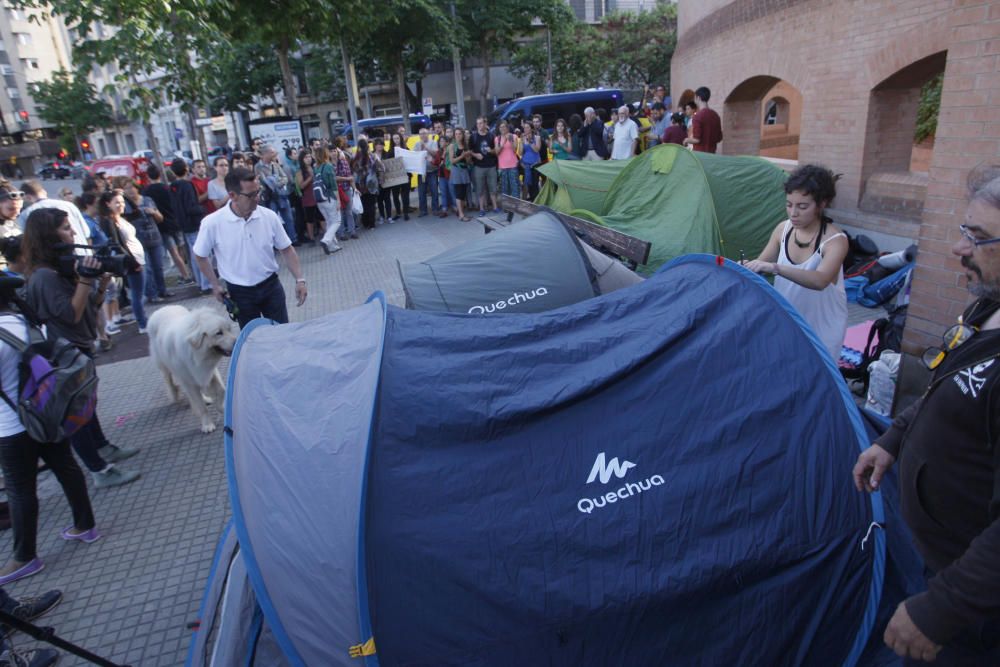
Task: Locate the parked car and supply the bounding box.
[486,89,625,131]
[35,161,72,179]
[338,114,433,142]
[88,155,151,186]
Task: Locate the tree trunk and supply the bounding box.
[277,38,299,118]
[143,120,163,168]
[479,41,492,116]
[395,60,410,129]
[185,107,206,160]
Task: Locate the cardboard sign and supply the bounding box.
[395,147,426,177]
[382,158,409,188]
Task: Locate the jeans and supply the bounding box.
[317,200,341,247]
[143,244,167,299]
[225,273,288,328]
[361,192,377,229]
[268,195,296,243]
[0,431,95,562]
[522,162,539,201]
[185,232,212,291]
[439,175,454,211]
[125,270,147,328]
[417,172,439,215]
[69,414,111,473]
[499,168,519,198]
[339,192,357,237]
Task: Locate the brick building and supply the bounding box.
[673,0,1000,396]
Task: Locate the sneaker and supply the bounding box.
[3,589,62,632]
[320,241,331,255]
[160,291,175,298]
[350,233,359,239]
[137,327,147,335]
[0,559,43,586]
[493,208,503,214]
[60,526,101,543]
[92,466,140,489]
[177,277,196,286]
[97,444,139,463]
[146,297,164,304]
[0,647,59,667]
[329,244,343,254]
[113,314,135,325]
[104,322,121,336]
[387,218,395,224]
[478,210,487,218]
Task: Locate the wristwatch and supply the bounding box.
[296,278,307,284]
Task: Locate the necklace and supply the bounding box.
[793,229,817,248]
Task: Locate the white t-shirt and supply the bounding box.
[116,218,145,266]
[193,203,292,287]
[0,314,28,437]
[611,118,639,160]
[207,179,228,205]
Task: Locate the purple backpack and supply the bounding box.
[0,320,97,443]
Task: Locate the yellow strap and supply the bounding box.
[348,637,376,658]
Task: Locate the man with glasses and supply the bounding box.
[853,167,1000,665]
[192,167,307,328]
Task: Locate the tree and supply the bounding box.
[30,69,113,157]
[14,0,224,158]
[203,41,284,113]
[362,0,453,120]
[509,17,605,94]
[600,1,677,90]
[915,73,942,144]
[455,0,568,114]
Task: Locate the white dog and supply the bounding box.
[147,305,237,433]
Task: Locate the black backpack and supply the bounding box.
[840,305,907,391]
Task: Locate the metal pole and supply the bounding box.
[545,26,553,94]
[450,2,467,128]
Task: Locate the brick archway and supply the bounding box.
[723,76,782,156]
[866,14,951,92]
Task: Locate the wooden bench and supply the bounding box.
[479,194,651,270]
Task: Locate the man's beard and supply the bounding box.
[963,256,1000,300]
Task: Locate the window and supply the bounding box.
[14,33,32,46]
[20,59,39,70]
[6,87,20,99]
[7,8,25,21]
[0,65,12,76]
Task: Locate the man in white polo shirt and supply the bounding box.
[192,167,307,328]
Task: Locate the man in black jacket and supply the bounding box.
[577,107,608,161]
[168,159,211,293]
[143,164,193,285]
[854,167,1000,665]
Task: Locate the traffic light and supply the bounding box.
[57,149,67,160]
[80,139,91,151]
[17,110,28,124]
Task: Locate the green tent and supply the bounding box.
[535,145,788,274]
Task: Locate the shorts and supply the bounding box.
[161,230,185,250]
[103,277,123,305]
[454,183,469,200]
[473,166,498,196]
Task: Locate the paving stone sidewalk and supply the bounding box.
[1,216,482,666]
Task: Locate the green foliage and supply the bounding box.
[509,0,677,95]
[915,73,942,144]
[30,68,113,137]
[203,41,284,112]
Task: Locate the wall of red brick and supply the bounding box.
[672,0,996,352]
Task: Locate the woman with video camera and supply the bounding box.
[20,208,140,494]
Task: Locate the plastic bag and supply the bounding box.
[351,188,363,215]
[866,351,901,416]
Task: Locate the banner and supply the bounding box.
[382,158,409,188]
[247,117,304,154]
[395,147,426,177]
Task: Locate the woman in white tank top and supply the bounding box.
[744,165,849,361]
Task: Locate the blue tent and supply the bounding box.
[189,255,922,667]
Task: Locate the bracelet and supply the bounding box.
[295,278,306,284]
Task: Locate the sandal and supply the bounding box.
[460,216,472,222]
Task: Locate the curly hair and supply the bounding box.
[784,164,839,207]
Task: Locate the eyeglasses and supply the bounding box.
[959,224,1000,247]
[235,189,261,199]
[922,321,977,370]
[0,191,24,201]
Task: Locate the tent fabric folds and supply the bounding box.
[190,256,923,667]
[399,211,641,314]
[536,145,789,274]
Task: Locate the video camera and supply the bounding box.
[55,243,131,278]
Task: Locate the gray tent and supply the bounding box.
[399,211,641,314]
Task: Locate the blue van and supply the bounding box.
[486,89,624,130]
[339,113,433,141]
